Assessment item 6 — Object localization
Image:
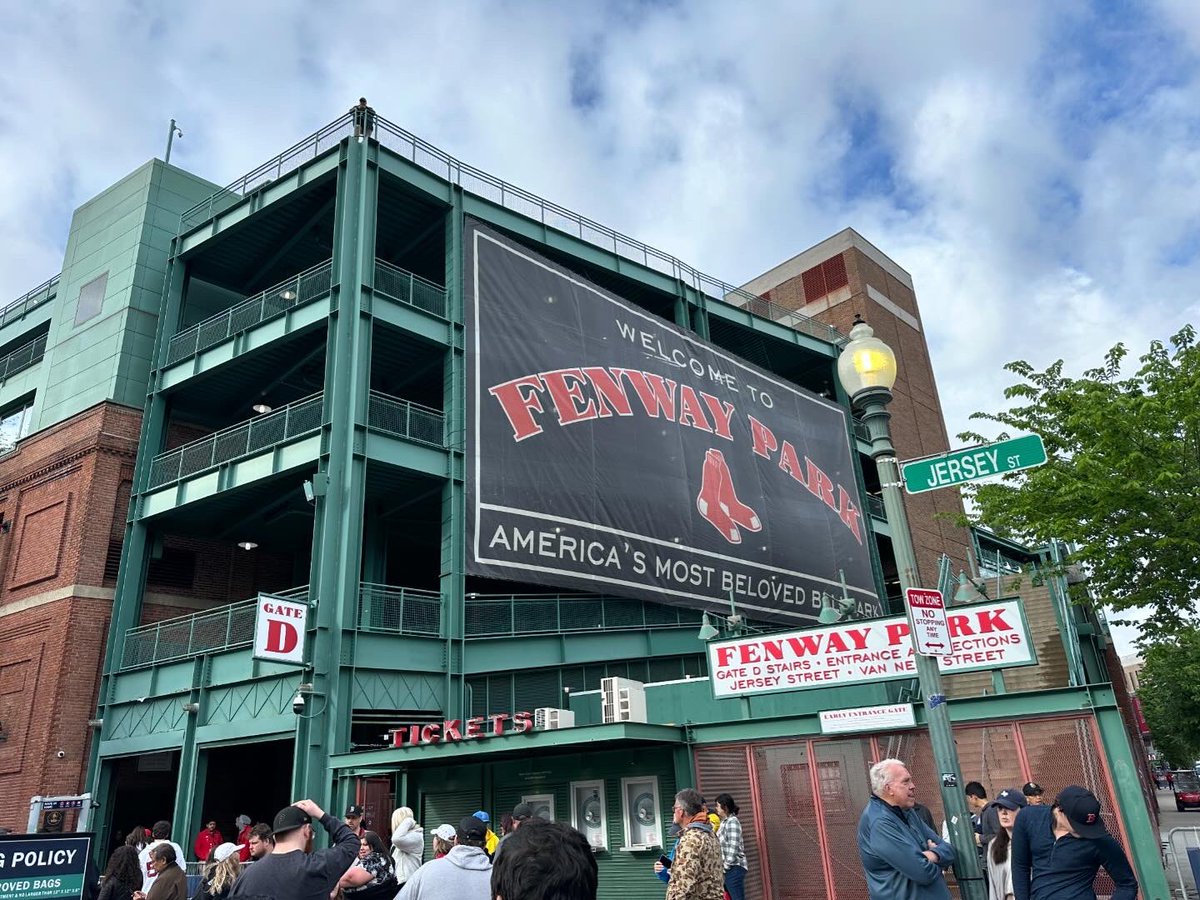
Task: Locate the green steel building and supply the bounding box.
[29,111,1164,897]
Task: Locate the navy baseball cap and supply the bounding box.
[992,788,1027,811]
[271,805,311,836]
[1055,785,1107,839]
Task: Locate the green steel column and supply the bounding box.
[1093,694,1170,898]
[857,387,985,900]
[441,191,466,719]
[86,249,188,851]
[295,135,375,808]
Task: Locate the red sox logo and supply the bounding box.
[1085,813,1097,824]
[696,448,761,544]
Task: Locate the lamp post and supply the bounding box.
[837,316,986,900]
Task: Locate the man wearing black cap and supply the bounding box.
[229,798,359,899]
[345,803,366,838]
[398,815,493,900]
[492,802,536,862]
[1010,785,1138,900]
[1021,782,1045,806]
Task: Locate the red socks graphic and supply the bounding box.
[696,448,761,544]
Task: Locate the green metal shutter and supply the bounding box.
[420,789,481,860]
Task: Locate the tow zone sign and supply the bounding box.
[708,598,1035,699]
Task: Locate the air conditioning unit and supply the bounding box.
[534,707,575,730]
[601,677,647,724]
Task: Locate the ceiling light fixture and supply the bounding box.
[237,541,259,550]
[279,289,297,301]
[252,403,273,414]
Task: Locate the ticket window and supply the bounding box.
[620,776,661,850]
[570,781,607,851]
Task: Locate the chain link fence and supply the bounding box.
[357,584,442,636]
[373,259,447,318]
[166,261,333,366]
[367,392,444,446]
[148,394,324,488]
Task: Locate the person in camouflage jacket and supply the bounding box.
[665,789,724,900]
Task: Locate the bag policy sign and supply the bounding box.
[0,833,93,900]
[708,599,1035,698]
[464,221,881,625]
[253,594,308,665]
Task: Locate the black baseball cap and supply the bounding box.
[345,804,364,818]
[457,815,487,842]
[271,806,311,836]
[1022,782,1045,797]
[512,802,535,821]
[992,788,1027,811]
[1055,786,1107,839]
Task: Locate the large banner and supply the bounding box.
[465,221,881,624]
[708,599,1036,698]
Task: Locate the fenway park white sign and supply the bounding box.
[708,599,1034,698]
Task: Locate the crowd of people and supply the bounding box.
[856,758,1139,900]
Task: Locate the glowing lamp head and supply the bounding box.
[837,318,897,397]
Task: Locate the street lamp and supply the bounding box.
[837,315,986,900]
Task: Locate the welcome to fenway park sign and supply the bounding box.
[464,221,881,625]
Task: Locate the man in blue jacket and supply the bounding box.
[1010,785,1137,900]
[857,758,955,899]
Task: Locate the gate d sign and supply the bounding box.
[253,595,309,664]
[901,434,1047,495]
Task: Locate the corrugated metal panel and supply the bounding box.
[695,745,765,900]
[421,789,481,861]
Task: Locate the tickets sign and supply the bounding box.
[708,599,1035,698]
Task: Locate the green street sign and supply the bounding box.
[902,434,1047,494]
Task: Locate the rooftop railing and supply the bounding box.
[120,587,309,669]
[147,393,324,489]
[177,114,843,346]
[0,275,58,329]
[165,261,334,367]
[367,392,445,448]
[463,593,704,638]
[373,259,447,318]
[0,333,48,384]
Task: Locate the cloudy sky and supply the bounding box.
[4,1,1197,651]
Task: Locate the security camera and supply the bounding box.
[292,692,305,715]
[55,750,66,759]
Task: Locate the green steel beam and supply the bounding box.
[705,300,836,359]
[442,191,467,719]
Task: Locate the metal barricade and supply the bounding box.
[1166,827,1200,898]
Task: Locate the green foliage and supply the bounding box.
[960,325,1200,637]
[1138,632,1200,767]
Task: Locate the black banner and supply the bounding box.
[465,222,881,624]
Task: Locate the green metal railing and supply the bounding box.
[148,393,324,488]
[180,117,354,230]
[357,584,442,636]
[866,494,886,520]
[165,260,333,366]
[463,594,704,638]
[1,275,58,329]
[367,392,444,447]
[373,259,447,318]
[0,333,48,384]
[176,113,843,346]
[120,587,309,669]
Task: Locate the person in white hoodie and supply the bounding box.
[389,806,424,886]
[396,815,491,900]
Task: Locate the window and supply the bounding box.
[0,400,34,453]
[75,272,108,325]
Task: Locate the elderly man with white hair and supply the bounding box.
[856,758,955,900]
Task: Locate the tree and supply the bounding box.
[1138,632,1200,768]
[960,324,1200,636]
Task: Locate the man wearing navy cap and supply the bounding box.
[1010,785,1137,900]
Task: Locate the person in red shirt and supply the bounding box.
[193,819,224,862]
[234,815,253,862]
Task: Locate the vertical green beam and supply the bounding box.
[442,190,466,719]
[173,658,205,852]
[86,248,187,856]
[1093,695,1170,899]
[295,135,375,809]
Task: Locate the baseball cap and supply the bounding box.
[1055,785,1108,839]
[512,802,535,821]
[472,810,490,824]
[345,804,364,818]
[433,823,456,842]
[458,815,488,842]
[213,843,245,862]
[992,788,1027,811]
[271,806,311,836]
[1022,781,1044,797]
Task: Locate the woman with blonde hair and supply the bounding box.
[389,806,424,886]
[193,842,243,900]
